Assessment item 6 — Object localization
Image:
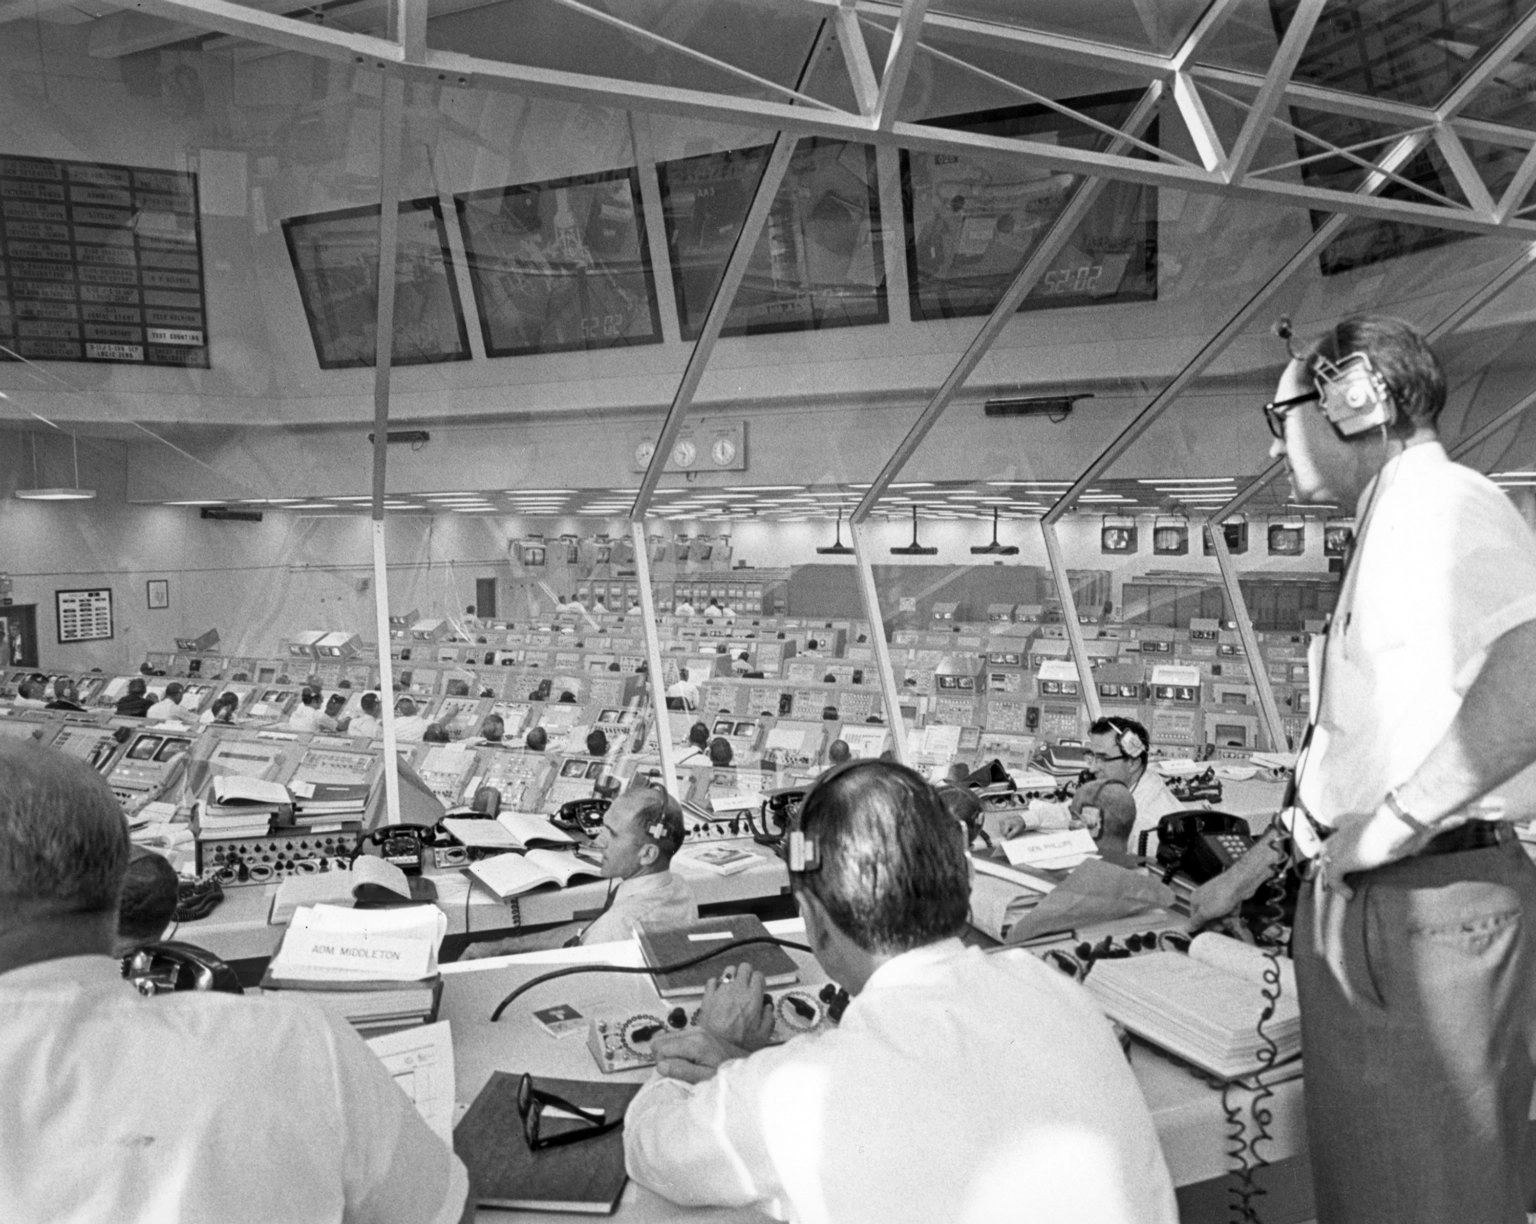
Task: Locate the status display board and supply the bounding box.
[659,137,887,339]
[456,167,661,357]
[901,91,1157,321]
[55,588,113,643]
[283,198,469,370]
[0,155,208,367]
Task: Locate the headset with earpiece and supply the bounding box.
[1276,316,1397,439]
[1314,348,1395,437]
[1102,716,1146,761]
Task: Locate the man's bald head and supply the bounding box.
[0,741,128,925]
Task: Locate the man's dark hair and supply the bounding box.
[631,785,685,860]
[422,723,449,743]
[586,728,609,757]
[707,736,734,766]
[687,721,710,749]
[0,742,128,922]
[558,691,577,704]
[300,686,321,707]
[1090,715,1150,763]
[791,760,968,954]
[1303,314,1445,437]
[360,692,380,715]
[481,714,504,742]
[164,682,184,702]
[127,678,146,697]
[325,694,347,713]
[396,697,418,717]
[117,847,179,946]
[525,726,548,752]
[827,739,851,765]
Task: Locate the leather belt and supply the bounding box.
[1419,821,1515,857]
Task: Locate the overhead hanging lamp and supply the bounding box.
[890,505,937,556]
[816,507,854,555]
[970,506,1020,555]
[14,432,95,501]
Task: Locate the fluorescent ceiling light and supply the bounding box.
[15,487,97,501]
[165,499,223,506]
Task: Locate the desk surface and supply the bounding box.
[188,843,791,962]
[437,923,1307,1223]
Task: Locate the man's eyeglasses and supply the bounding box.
[1082,750,1130,764]
[1262,390,1321,439]
[516,1073,623,1150]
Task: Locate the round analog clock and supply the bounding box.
[634,440,656,467]
[710,436,737,467]
[671,439,698,469]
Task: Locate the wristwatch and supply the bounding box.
[1382,788,1433,835]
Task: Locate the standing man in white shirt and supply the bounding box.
[1213,316,1536,1223]
[0,741,471,1223]
[625,760,1177,1224]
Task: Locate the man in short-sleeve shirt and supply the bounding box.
[1215,316,1536,1224]
[0,741,470,1224]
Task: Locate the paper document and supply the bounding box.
[367,1021,455,1143]
[1001,827,1098,871]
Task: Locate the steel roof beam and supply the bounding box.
[872,0,927,130]
[1438,7,1536,122]
[1223,0,1326,181]
[1043,131,1428,526]
[849,85,1163,525]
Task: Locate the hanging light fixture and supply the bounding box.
[14,432,96,501]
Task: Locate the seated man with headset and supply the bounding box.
[0,741,470,1223]
[625,760,1177,1223]
[998,716,1182,856]
[463,784,698,957]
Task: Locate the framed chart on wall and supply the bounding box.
[0,604,39,667]
[56,588,113,643]
[282,198,470,370]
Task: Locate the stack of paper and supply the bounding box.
[1084,932,1301,1081]
[261,903,447,1034]
[290,778,371,824]
[196,775,290,838]
[440,810,576,852]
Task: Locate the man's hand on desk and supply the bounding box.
[698,962,776,1052]
[651,1029,747,1084]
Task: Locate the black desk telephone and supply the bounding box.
[1153,811,1254,885]
[355,823,439,873]
[552,797,609,837]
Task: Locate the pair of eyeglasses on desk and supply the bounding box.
[517,1073,625,1150]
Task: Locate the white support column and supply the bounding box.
[1039,520,1101,725]
[630,520,677,798]
[849,519,909,766]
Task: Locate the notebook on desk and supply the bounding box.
[455,1071,640,1214]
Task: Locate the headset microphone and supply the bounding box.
[1314,349,1394,437]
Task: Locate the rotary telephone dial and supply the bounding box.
[354,822,441,874]
[552,797,610,838]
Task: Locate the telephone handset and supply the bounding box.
[750,787,807,848]
[552,797,610,837]
[1153,811,1254,885]
[122,941,244,995]
[355,823,439,873]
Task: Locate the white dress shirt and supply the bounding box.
[581,870,698,945]
[1127,768,1185,859]
[0,955,467,1224]
[625,938,1177,1224]
[145,697,190,723]
[287,703,323,732]
[349,712,381,739]
[1300,442,1536,823]
[392,713,431,743]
